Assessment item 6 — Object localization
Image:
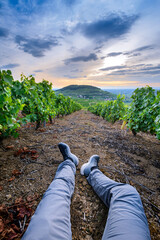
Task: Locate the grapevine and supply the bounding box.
[0,70,82,138]
[0,70,24,138]
[126,86,160,139]
[88,94,126,123]
[88,87,160,140]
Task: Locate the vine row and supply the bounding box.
[0,70,81,138]
[88,87,160,140]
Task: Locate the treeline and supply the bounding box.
[88,86,160,140]
[0,70,81,138]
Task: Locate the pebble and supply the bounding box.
[83,180,87,186]
[85,235,93,240]
[6,194,12,200]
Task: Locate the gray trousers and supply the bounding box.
[22,160,151,240]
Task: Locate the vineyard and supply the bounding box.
[0,70,81,139]
[88,87,160,140]
[0,70,160,239]
[0,70,159,141]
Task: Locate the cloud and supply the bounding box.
[78,14,139,42]
[70,69,83,72]
[107,64,160,76]
[107,52,123,57]
[133,45,154,52]
[100,65,126,71]
[123,45,155,56]
[63,74,87,79]
[109,69,160,76]
[15,35,59,57]
[64,53,98,65]
[94,46,103,54]
[129,53,141,57]
[1,63,20,69]
[140,64,160,71]
[63,74,78,79]
[103,45,155,59]
[0,27,9,38]
[94,45,103,51]
[140,70,160,75]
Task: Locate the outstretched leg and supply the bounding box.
[22,143,78,240]
[81,156,151,240]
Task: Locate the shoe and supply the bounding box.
[80,155,99,176]
[58,142,79,166]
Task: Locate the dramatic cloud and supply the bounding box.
[0,0,160,88]
[65,53,98,65]
[79,14,139,41]
[1,63,20,69]
[0,27,9,38]
[15,35,59,57]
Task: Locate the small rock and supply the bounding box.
[6,194,12,200]
[85,235,93,240]
[5,145,14,149]
[83,180,87,186]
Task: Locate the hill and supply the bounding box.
[55,85,116,100]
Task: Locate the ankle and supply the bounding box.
[91,166,98,172]
[58,142,79,166]
[80,155,100,176]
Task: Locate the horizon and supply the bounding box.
[0,0,160,88]
[53,84,160,90]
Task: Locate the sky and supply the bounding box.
[0,0,160,89]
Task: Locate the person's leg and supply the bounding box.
[22,143,78,240]
[81,156,151,240]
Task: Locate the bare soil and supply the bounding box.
[0,110,160,240]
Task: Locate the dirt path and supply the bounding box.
[0,110,160,239]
